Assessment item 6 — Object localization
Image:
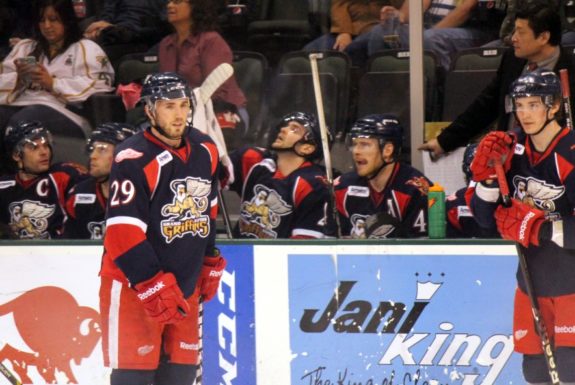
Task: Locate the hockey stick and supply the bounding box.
[309,53,341,237]
[559,69,573,131]
[193,296,204,385]
[495,162,560,385]
[217,188,233,238]
[199,63,234,105]
[0,362,21,385]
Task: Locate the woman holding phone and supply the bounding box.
[0,0,114,169]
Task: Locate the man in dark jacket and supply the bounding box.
[419,0,575,157]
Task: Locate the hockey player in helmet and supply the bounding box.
[228,111,332,238]
[63,122,137,239]
[470,69,575,384]
[445,143,499,238]
[334,114,433,239]
[0,120,87,239]
[100,72,225,385]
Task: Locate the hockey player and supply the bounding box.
[63,122,137,239]
[335,114,432,238]
[470,69,575,383]
[229,111,331,238]
[0,120,86,239]
[445,143,499,238]
[100,72,226,385]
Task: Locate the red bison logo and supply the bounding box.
[0,286,101,383]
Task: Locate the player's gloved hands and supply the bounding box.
[495,199,546,247]
[134,271,190,324]
[197,254,227,302]
[471,132,513,181]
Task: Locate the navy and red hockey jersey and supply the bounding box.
[334,163,432,238]
[446,183,500,238]
[471,127,575,296]
[0,162,87,239]
[64,178,107,239]
[101,128,220,297]
[229,147,330,238]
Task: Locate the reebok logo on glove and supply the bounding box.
[137,281,166,300]
[519,212,536,242]
[209,270,223,277]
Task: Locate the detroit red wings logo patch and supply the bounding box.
[115,148,144,162]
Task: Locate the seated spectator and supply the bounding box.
[63,122,137,239]
[83,0,170,68]
[0,0,115,172]
[0,120,87,240]
[304,0,388,67]
[334,114,432,239]
[228,112,332,239]
[159,0,248,150]
[368,0,502,71]
[445,143,500,238]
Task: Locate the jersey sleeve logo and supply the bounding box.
[9,200,56,239]
[406,176,430,195]
[239,184,292,238]
[115,148,144,163]
[160,177,212,242]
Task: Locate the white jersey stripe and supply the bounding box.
[109,279,122,368]
[106,216,148,232]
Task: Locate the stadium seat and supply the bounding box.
[232,51,269,144]
[268,50,351,137]
[441,47,508,121]
[357,50,441,160]
[247,0,320,65]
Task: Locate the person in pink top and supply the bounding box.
[158,0,248,149]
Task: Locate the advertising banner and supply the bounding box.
[0,242,522,385]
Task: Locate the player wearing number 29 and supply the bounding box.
[334,114,433,239]
[470,70,575,383]
[100,72,226,385]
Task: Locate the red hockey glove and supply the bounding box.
[470,132,513,181]
[134,272,190,324]
[197,255,227,302]
[495,200,546,247]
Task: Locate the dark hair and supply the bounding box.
[32,0,82,60]
[515,0,561,46]
[189,0,219,34]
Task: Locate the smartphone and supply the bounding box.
[16,56,37,66]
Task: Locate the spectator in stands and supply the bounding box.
[159,0,248,150]
[367,0,502,71]
[83,0,170,68]
[485,0,575,47]
[63,122,137,239]
[303,0,388,67]
[0,0,115,172]
[418,0,575,158]
[334,114,432,239]
[228,112,332,239]
[0,120,87,240]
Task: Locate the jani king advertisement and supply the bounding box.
[0,242,522,384]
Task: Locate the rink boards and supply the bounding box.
[0,241,523,385]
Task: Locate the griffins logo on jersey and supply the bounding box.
[239,184,291,238]
[160,177,211,242]
[9,200,55,239]
[513,175,565,211]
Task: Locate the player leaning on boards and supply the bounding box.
[469,70,575,384]
[334,114,433,239]
[228,112,332,238]
[63,122,137,239]
[100,72,226,385]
